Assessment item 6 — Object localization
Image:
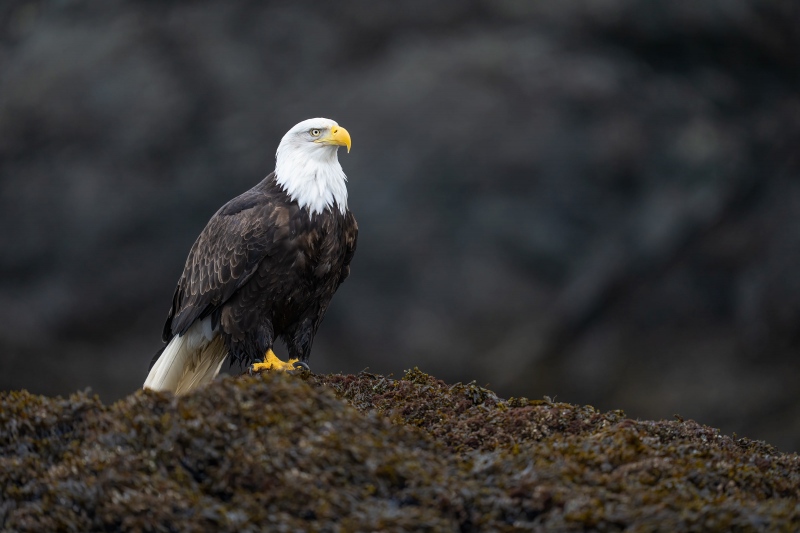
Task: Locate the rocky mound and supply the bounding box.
[1,370,798,531]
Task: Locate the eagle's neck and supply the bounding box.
[274,141,348,216]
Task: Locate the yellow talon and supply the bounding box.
[250,349,300,372]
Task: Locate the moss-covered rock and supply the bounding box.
[1,370,798,531]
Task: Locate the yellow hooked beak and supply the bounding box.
[317,125,351,153]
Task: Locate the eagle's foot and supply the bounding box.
[250,349,304,373]
[292,361,310,372]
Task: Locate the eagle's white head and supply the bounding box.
[275,118,352,216]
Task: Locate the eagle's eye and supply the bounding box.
[310,129,321,137]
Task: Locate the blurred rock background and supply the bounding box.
[1,0,799,451]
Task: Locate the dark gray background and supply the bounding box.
[2,1,799,451]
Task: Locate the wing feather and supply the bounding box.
[163,184,280,341]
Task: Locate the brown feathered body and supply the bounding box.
[163,173,357,367]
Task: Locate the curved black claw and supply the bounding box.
[293,361,311,372]
[248,364,257,376]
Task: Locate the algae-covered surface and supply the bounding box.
[1,369,798,532]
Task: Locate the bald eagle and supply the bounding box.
[144,118,357,394]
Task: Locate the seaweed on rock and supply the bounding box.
[1,370,798,531]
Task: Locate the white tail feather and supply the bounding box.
[143,318,228,395]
